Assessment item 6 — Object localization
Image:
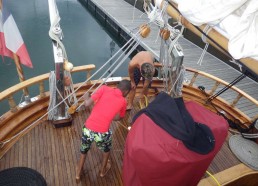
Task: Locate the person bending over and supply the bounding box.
[127,51,155,110]
[76,80,131,181]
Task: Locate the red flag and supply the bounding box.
[0,2,33,68]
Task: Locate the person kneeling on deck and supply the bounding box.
[127,51,155,110]
[76,80,131,181]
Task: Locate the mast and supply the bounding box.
[48,0,72,127]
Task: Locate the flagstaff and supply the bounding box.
[0,0,33,106]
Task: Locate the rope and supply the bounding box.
[229,58,242,71]
[201,25,212,43]
[207,74,246,102]
[55,85,70,109]
[0,0,154,149]
[53,33,141,114]
[242,133,258,138]
[18,93,25,105]
[64,70,78,106]
[159,39,171,93]
[139,95,149,109]
[168,66,185,96]
[168,25,184,54]
[159,25,184,95]
[132,0,138,23]
[168,2,231,58]
[76,35,141,111]
[197,25,212,66]
[0,34,141,147]
[0,1,159,147]
[206,171,221,186]
[119,121,130,131]
[167,1,258,82]
[48,13,67,60]
[197,43,209,66]
[47,71,57,120]
[0,0,69,145]
[65,31,141,111]
[144,0,167,28]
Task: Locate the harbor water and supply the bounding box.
[0,0,129,115]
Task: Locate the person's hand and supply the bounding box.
[83,93,90,100]
[131,81,136,89]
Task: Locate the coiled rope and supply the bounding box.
[47,71,57,120]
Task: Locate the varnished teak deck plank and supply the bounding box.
[0,103,241,186]
[0,0,255,185]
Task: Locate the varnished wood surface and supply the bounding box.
[0,98,242,186]
[0,65,95,101]
[0,0,257,185]
[0,106,126,186]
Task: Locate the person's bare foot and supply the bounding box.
[99,160,111,177]
[75,167,82,183]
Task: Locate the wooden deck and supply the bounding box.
[0,1,257,185]
[0,100,241,186]
[79,0,258,119]
[0,106,125,186]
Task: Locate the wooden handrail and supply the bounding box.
[0,65,95,101]
[0,65,256,122]
[186,67,258,106]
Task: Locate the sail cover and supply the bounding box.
[154,0,258,78]
[171,0,258,61]
[123,93,228,186]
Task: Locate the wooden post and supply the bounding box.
[8,95,18,112]
[13,53,29,96]
[39,81,46,98]
[86,69,91,84]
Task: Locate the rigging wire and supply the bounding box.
[1,0,188,146]
[197,25,212,65]
[0,30,142,147]
[64,70,78,106]
[143,0,186,96]
[76,35,141,111]
[167,2,232,58]
[207,74,246,102]
[166,1,258,81]
[132,0,138,23]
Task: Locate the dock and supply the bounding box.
[79,0,258,119]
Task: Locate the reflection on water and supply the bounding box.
[0,0,129,115]
[109,40,116,76]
